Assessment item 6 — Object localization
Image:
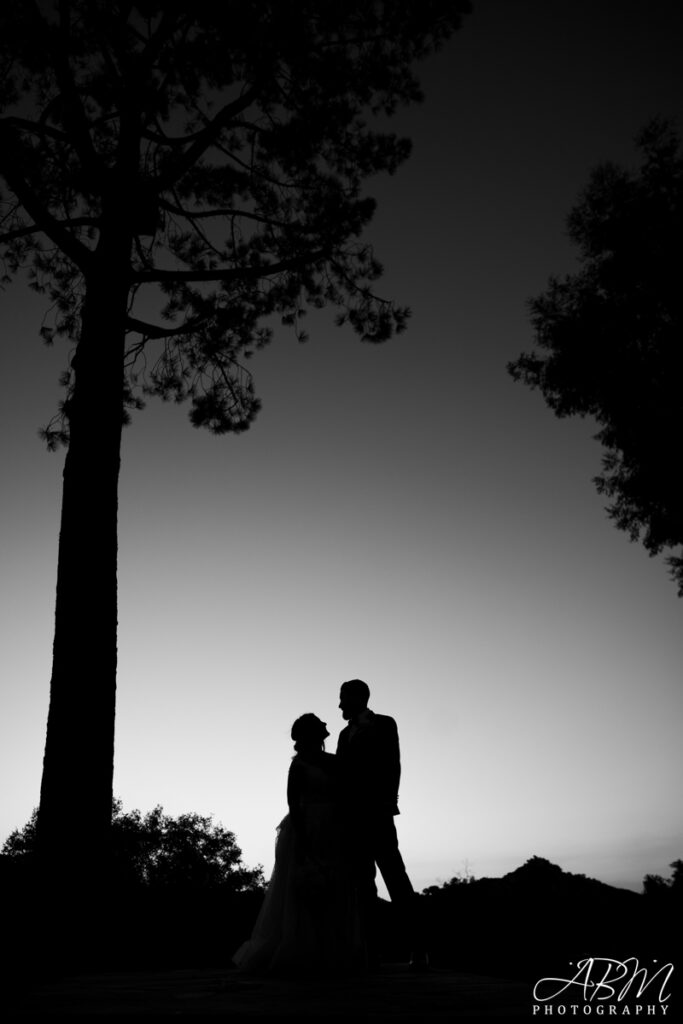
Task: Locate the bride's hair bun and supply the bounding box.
[291,713,323,751]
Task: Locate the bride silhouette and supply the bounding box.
[232,714,366,974]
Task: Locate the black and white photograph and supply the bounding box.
[1,1,681,1017]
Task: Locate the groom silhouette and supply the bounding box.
[336,678,426,967]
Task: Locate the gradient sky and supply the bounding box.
[1,0,682,896]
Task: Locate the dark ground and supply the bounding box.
[4,858,678,1018]
[7,963,532,1018]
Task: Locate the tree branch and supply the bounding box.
[164,188,225,260]
[210,138,321,192]
[155,85,260,189]
[0,125,93,272]
[50,2,106,184]
[131,250,327,284]
[0,216,99,245]
[136,11,191,75]
[142,117,265,149]
[158,197,289,229]
[1,116,70,145]
[125,313,209,339]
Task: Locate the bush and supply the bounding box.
[1,800,266,971]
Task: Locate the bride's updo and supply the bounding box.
[291,713,328,753]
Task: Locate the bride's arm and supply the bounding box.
[287,760,325,866]
[287,761,307,849]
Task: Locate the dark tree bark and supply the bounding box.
[38,228,131,884]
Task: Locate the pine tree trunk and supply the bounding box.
[37,238,131,891]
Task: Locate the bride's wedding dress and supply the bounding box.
[233,752,366,973]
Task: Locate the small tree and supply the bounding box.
[643,859,683,898]
[0,1,471,881]
[508,119,683,593]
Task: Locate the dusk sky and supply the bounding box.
[1,0,682,897]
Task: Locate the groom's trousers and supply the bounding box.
[363,813,415,904]
[348,810,422,953]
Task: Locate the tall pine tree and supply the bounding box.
[0,1,470,884]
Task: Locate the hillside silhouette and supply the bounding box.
[410,855,677,980]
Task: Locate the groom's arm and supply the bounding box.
[378,716,401,814]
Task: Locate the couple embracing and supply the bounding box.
[233,679,425,974]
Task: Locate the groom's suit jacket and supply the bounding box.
[336,710,401,816]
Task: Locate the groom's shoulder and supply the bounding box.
[371,712,398,733]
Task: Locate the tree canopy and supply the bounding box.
[508,119,683,594]
[2,800,265,891]
[1,0,470,442]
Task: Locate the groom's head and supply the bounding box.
[339,678,370,721]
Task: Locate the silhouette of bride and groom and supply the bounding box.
[233,678,426,974]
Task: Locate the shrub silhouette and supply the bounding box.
[2,799,264,893]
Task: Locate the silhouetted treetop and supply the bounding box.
[643,858,683,899]
[508,119,683,593]
[2,801,265,892]
[0,0,471,441]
